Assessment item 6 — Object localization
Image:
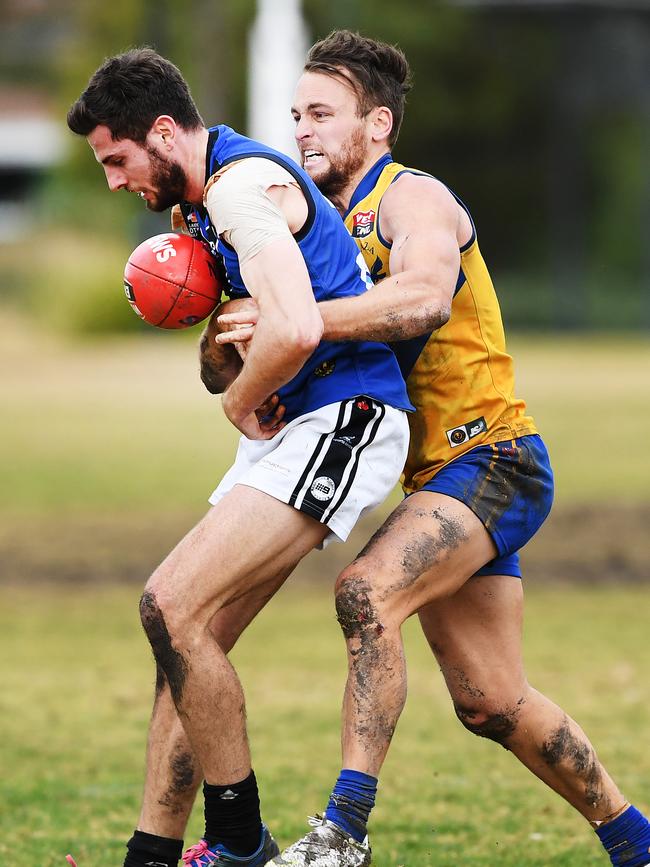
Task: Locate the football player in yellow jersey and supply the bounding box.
[116,32,649,867]
[216,29,650,867]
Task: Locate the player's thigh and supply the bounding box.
[418,574,527,703]
[341,490,497,617]
[146,485,328,620]
[208,561,295,654]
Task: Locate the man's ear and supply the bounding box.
[371,106,393,145]
[150,115,177,148]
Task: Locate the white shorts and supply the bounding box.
[209,396,409,545]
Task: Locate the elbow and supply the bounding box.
[395,272,451,336]
[432,299,451,330]
[298,319,324,355]
[416,277,451,333]
[281,312,323,358]
[409,295,450,337]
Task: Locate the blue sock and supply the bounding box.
[595,804,650,867]
[324,769,378,843]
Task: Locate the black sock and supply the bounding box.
[124,830,184,867]
[203,771,262,856]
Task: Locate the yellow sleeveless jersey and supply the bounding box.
[344,156,537,494]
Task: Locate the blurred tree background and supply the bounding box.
[0,0,648,333]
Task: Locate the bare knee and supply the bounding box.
[334,566,391,641]
[335,555,421,638]
[139,589,189,705]
[453,696,526,748]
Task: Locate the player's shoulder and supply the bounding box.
[205,158,263,202]
[384,169,457,211]
[379,169,461,237]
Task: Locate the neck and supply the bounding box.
[183,127,210,204]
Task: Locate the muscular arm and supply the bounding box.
[207,173,323,437]
[222,231,322,431]
[319,174,462,342]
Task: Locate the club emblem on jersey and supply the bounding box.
[446,416,487,448]
[352,210,376,238]
[311,476,336,501]
[314,360,336,377]
[182,207,202,239]
[356,399,370,411]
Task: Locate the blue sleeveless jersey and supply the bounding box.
[179,125,413,423]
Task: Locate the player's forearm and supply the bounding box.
[223,319,317,422]
[319,271,450,343]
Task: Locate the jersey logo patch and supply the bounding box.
[186,210,200,233]
[352,209,376,238]
[311,476,336,501]
[446,416,487,448]
[314,360,336,377]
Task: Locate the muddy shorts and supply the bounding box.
[417,434,554,578]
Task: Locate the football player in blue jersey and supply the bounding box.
[66,48,414,867]
[215,30,650,867]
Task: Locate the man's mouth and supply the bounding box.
[302,149,324,168]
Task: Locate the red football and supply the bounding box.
[123,233,222,329]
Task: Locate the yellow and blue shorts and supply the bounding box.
[417,434,554,578]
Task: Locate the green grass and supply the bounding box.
[509,334,650,502]
[2,583,649,866]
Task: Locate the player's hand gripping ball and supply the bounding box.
[124,233,222,329]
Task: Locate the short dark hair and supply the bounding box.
[67,47,203,142]
[305,30,412,147]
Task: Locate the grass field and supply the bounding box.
[2,316,650,865]
[2,584,650,866]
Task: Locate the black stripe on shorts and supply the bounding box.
[288,399,348,510]
[291,396,385,525]
[322,399,386,524]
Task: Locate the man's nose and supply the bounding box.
[105,166,127,192]
[294,116,313,143]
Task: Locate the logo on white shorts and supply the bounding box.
[311,476,336,501]
[333,434,357,449]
